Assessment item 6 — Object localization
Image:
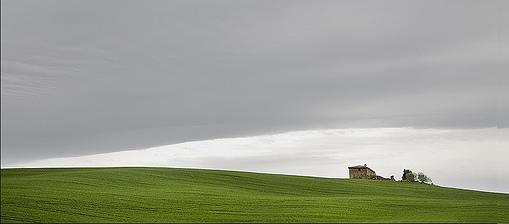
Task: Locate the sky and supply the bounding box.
[16,127,509,193]
[1,0,508,192]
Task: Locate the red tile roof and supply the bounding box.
[348,165,368,169]
[348,165,376,173]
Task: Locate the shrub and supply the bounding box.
[402,169,416,182]
[417,172,432,184]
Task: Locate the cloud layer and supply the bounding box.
[14,128,509,193]
[1,0,508,164]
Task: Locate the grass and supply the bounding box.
[1,167,508,223]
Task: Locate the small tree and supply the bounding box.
[402,169,415,182]
[417,172,432,184]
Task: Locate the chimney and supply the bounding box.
[364,164,367,167]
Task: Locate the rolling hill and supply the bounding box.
[1,167,508,223]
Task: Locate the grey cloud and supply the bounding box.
[1,0,508,165]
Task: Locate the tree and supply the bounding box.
[417,172,432,184]
[402,169,415,182]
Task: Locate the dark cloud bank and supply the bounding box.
[1,0,508,165]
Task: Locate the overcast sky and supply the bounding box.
[17,128,509,193]
[1,1,508,191]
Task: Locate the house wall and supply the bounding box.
[349,168,366,179]
[366,169,376,178]
[349,168,376,179]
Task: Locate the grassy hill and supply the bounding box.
[1,167,508,223]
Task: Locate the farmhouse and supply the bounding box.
[348,164,395,180]
[348,164,376,179]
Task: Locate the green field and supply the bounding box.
[1,167,508,223]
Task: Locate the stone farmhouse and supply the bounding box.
[348,164,394,180]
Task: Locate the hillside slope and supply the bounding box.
[1,167,508,223]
